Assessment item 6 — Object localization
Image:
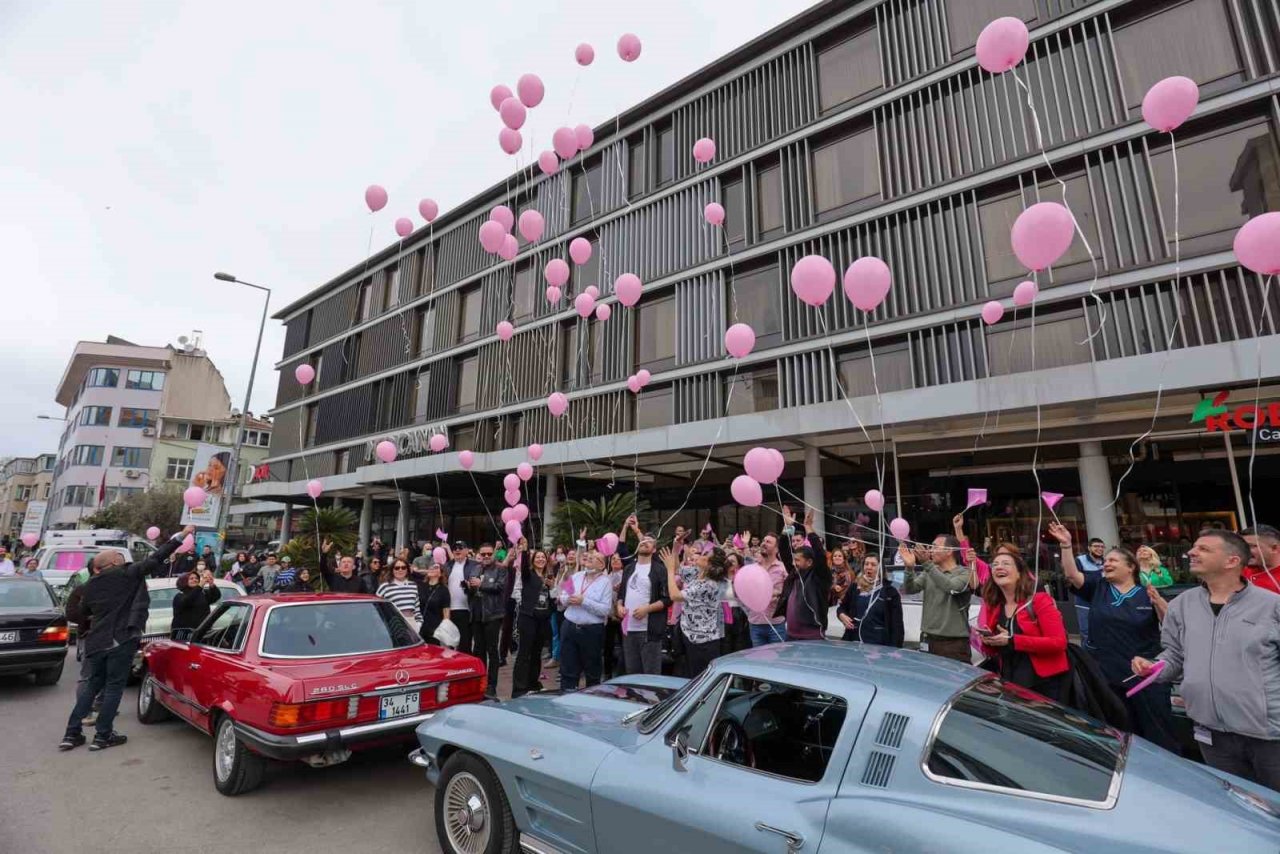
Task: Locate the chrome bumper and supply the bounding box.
[234,712,437,760]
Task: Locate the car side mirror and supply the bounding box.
[672,729,689,773]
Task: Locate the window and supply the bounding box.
[987,309,1090,375]
[79,406,112,427]
[668,675,730,751]
[724,367,779,416]
[103,486,142,505]
[572,159,604,225]
[946,0,1036,55]
[458,286,483,342]
[634,295,676,373]
[560,321,580,387]
[341,335,361,384]
[71,445,104,466]
[838,342,914,396]
[193,603,252,651]
[572,235,601,294]
[385,267,401,310]
[261,600,420,657]
[111,447,151,468]
[453,423,477,452]
[587,319,606,386]
[15,485,32,501]
[411,371,431,423]
[242,430,271,448]
[513,262,537,322]
[926,679,1124,804]
[817,26,880,112]
[86,368,119,388]
[63,485,93,507]
[756,163,784,237]
[1112,0,1243,110]
[357,281,374,322]
[731,265,782,351]
[656,122,675,187]
[416,306,436,356]
[722,177,746,247]
[372,379,396,431]
[166,457,195,481]
[812,127,879,221]
[304,404,318,447]
[635,384,673,430]
[335,449,350,474]
[456,357,479,413]
[125,370,165,391]
[186,423,206,441]
[628,133,648,198]
[118,408,157,429]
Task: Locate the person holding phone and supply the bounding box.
[977,544,1069,701]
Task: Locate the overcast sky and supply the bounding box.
[0,0,816,458]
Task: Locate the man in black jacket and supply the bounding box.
[616,529,670,675]
[318,540,367,593]
[472,545,507,699]
[773,507,830,640]
[60,525,194,751]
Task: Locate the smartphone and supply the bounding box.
[976,626,993,637]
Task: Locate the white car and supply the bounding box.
[131,577,245,678]
[31,545,134,603]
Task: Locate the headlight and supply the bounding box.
[1224,780,1280,820]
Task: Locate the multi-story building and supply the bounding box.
[246,0,1280,564]
[0,455,56,540]
[149,413,273,491]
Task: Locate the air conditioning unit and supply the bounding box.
[142,427,156,437]
[124,469,141,479]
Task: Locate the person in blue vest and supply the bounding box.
[1073,536,1106,646]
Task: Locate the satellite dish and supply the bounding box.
[178,336,189,345]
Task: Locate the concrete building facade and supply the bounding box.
[0,455,56,540]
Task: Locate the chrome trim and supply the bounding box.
[151,678,210,715]
[292,711,437,745]
[190,601,254,654]
[918,676,1128,811]
[0,645,66,658]
[367,679,439,696]
[255,600,426,660]
[408,747,431,768]
[520,834,570,854]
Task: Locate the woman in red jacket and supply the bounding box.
[979,544,1070,702]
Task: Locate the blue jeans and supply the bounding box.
[65,639,137,738]
[750,622,787,647]
[550,610,562,660]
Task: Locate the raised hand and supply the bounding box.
[1047,522,1072,547]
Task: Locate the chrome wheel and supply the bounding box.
[215,719,236,784]
[443,771,490,854]
[138,678,153,715]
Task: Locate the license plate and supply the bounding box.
[0,632,17,644]
[378,691,420,720]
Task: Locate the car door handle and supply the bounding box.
[189,663,201,670]
[755,822,804,851]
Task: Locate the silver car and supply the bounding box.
[411,642,1280,853]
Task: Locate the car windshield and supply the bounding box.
[0,581,56,610]
[261,600,420,657]
[926,678,1126,805]
[50,550,97,571]
[147,584,240,610]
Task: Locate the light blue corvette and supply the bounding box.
[411,642,1280,854]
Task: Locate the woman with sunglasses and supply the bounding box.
[360,556,383,594]
[418,562,451,645]
[377,559,421,626]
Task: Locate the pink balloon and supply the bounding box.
[627,375,643,394]
[584,285,600,299]
[145,526,160,541]
[617,33,642,62]
[767,448,785,481]
[429,433,448,453]
[376,440,397,463]
[499,127,523,155]
[21,532,38,548]
[512,504,529,523]
[177,534,195,555]
[842,256,892,312]
[790,255,836,307]
[499,96,527,130]
[888,517,911,541]
[490,84,514,111]
[545,258,570,286]
[552,126,578,160]
[418,198,439,222]
[975,16,1029,74]
[518,209,545,243]
[517,462,534,481]
[504,489,522,508]
[636,369,651,386]
[433,546,448,566]
[1142,76,1199,132]
[731,475,763,508]
[459,450,475,470]
[598,532,619,556]
[479,219,506,254]
[547,392,568,418]
[395,217,413,238]
[1011,202,1075,271]
[517,73,545,108]
[614,273,642,307]
[574,124,594,150]
[365,185,387,213]
[692,137,716,163]
[490,205,514,232]
[575,43,595,65]
[505,519,523,542]
[496,320,515,341]
[503,473,520,491]
[733,564,773,613]
[575,292,596,318]
[527,443,543,461]
[538,150,560,175]
[981,300,1005,325]
[1234,212,1280,275]
[501,507,516,524]
[183,486,206,509]
[724,323,756,358]
[1013,280,1039,307]
[294,363,315,385]
[595,303,612,321]
[499,233,519,261]
[546,286,562,303]
[569,237,593,265]
[306,479,324,499]
[864,489,884,512]
[743,447,780,485]
[704,202,725,225]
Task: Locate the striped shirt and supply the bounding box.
[377,581,420,620]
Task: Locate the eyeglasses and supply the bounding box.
[392,564,409,571]
[478,552,494,558]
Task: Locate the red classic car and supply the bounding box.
[136,593,486,795]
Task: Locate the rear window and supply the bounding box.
[261,601,420,657]
[51,551,97,571]
[0,581,56,609]
[925,679,1125,805]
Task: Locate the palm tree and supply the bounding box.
[547,492,651,548]
[280,506,358,588]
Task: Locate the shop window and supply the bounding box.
[722,176,746,248]
[628,133,648,198]
[837,342,914,396]
[756,162,784,238]
[724,367,779,416]
[986,309,1090,376]
[636,384,674,430]
[572,158,604,225]
[513,262,537,322]
[458,286,483,343]
[635,294,676,373]
[656,121,676,187]
[456,357,479,414]
[817,25,881,112]
[730,265,782,351]
[946,0,1037,55]
[812,125,879,222]
[1112,0,1243,110]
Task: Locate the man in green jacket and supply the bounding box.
[900,535,972,663]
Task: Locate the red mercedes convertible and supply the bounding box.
[136,593,486,795]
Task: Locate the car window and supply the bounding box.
[0,581,57,609]
[668,675,729,750]
[925,679,1125,805]
[52,550,96,571]
[130,542,152,562]
[638,669,714,733]
[695,675,848,783]
[260,601,420,658]
[193,603,251,652]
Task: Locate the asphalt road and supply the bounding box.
[0,649,444,854]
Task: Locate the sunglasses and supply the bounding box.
[478,552,494,558]
[392,564,409,571]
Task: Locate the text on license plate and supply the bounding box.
[0,631,16,644]
[379,691,420,720]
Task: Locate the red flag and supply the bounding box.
[97,470,107,505]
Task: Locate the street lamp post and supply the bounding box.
[213,272,271,553]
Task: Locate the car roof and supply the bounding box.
[145,578,244,590]
[242,592,379,606]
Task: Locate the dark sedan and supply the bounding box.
[0,577,70,685]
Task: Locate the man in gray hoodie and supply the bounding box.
[1134,529,1280,789]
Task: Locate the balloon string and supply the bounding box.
[466,469,502,540]
[1026,283,1042,614]
[1246,275,1275,527]
[295,412,322,570]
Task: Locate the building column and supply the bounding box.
[541,473,559,548]
[332,496,342,510]
[1078,441,1119,547]
[358,491,373,558]
[803,446,825,539]
[280,502,292,545]
[396,490,410,552]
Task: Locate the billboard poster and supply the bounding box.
[180,443,232,527]
[20,500,48,540]
[194,530,222,558]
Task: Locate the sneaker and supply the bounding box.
[58,733,86,751]
[89,732,128,751]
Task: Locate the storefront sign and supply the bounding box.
[363,425,447,463]
[1191,391,1280,435]
[20,501,47,540]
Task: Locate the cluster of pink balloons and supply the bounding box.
[364,185,437,236]
[731,447,786,507]
[491,73,545,156]
[790,254,893,314]
[626,369,652,394]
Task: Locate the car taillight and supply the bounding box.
[268,697,358,728]
[437,676,486,706]
[40,625,69,643]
